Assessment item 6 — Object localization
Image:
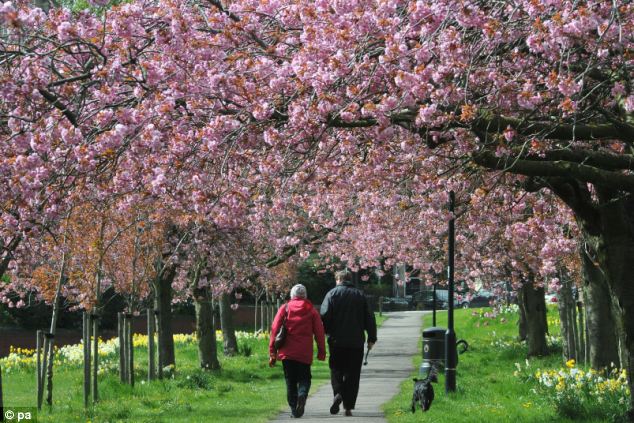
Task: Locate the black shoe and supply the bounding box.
[295,395,306,418]
[345,409,352,417]
[330,394,343,415]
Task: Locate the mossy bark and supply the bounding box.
[518,282,548,357]
[220,293,238,356]
[195,295,220,370]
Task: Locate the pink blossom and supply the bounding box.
[416,104,437,125]
[611,82,626,97]
[57,21,76,41]
[557,77,582,97]
[0,1,17,26]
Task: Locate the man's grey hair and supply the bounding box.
[335,269,351,283]
[290,284,307,299]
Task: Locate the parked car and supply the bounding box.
[461,290,494,308]
[412,291,448,310]
[382,296,411,311]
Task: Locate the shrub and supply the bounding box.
[238,342,253,357]
[177,370,213,390]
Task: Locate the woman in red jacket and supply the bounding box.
[269,284,326,418]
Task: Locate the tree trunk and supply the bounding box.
[570,187,634,420]
[154,263,176,377]
[147,306,156,381]
[36,330,43,409]
[615,313,629,371]
[0,363,3,416]
[118,313,126,382]
[38,334,50,410]
[126,314,134,387]
[254,297,259,333]
[517,297,527,342]
[260,297,265,332]
[45,264,66,407]
[610,296,629,370]
[92,316,99,403]
[0,236,20,281]
[82,313,90,408]
[547,180,634,420]
[195,295,220,370]
[580,248,620,369]
[518,282,548,357]
[557,277,576,360]
[219,293,238,356]
[265,294,272,330]
[576,300,586,364]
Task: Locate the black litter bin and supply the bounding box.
[420,327,468,376]
[422,327,446,362]
[420,327,447,377]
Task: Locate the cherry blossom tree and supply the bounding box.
[2,0,633,417]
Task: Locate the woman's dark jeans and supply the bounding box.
[282,359,312,410]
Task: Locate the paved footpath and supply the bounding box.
[269,311,426,422]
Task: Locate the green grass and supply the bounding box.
[2,313,386,422]
[4,338,321,422]
[383,307,611,423]
[375,312,388,328]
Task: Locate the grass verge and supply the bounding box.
[2,313,386,422]
[382,307,614,423]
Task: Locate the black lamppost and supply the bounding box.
[432,282,437,327]
[445,191,457,393]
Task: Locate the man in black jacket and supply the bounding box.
[320,269,377,417]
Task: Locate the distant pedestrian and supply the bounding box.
[269,284,326,418]
[320,269,377,417]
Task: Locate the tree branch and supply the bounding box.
[37,88,78,127]
[473,114,634,143]
[208,0,240,22]
[47,72,92,88]
[473,150,634,193]
[525,149,634,171]
[324,106,634,145]
[0,236,21,279]
[546,178,602,236]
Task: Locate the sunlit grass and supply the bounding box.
[2,313,385,422]
[383,307,620,423]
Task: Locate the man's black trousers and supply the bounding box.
[282,359,312,410]
[328,345,364,410]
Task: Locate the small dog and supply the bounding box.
[411,364,438,413]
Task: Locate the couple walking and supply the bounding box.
[269,270,378,418]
